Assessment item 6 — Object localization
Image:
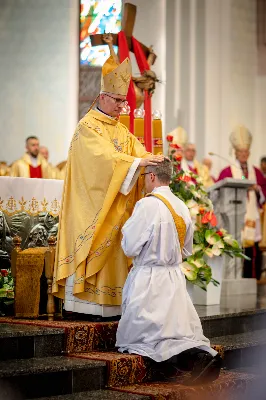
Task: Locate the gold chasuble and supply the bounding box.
[10,154,58,179]
[52,109,148,305]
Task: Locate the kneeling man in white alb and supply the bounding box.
[116,158,221,385]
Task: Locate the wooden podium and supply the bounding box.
[207,178,257,297]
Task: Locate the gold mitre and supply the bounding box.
[101,55,132,96]
[230,125,252,150]
[168,126,188,147]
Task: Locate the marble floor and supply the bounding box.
[195,285,266,318]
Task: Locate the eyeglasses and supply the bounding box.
[141,172,156,177]
[104,93,128,106]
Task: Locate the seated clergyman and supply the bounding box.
[116,159,222,384]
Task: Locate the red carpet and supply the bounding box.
[0,317,254,399]
[111,370,254,400]
[0,317,118,352]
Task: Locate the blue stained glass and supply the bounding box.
[80,0,122,66]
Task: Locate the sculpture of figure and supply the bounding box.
[0,211,12,253]
[43,213,59,239]
[0,211,13,267]
[28,224,48,248]
[102,34,159,109]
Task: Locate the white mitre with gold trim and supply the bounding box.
[101,55,132,96]
[230,125,252,150]
[168,126,188,147]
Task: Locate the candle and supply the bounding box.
[152,110,163,155]
[119,104,131,131]
[134,109,145,147]
[119,115,130,130]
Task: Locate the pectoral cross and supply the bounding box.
[90,3,156,65]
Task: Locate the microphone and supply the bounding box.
[208,152,243,172]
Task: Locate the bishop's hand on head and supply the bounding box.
[139,155,165,167]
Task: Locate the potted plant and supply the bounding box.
[0,269,14,316]
[168,140,248,304]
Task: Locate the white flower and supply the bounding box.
[180,262,198,281]
[186,199,197,208]
[204,248,214,258]
[193,244,203,254]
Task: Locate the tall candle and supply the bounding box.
[119,103,131,131]
[134,109,145,147]
[152,110,163,155]
[119,115,130,130]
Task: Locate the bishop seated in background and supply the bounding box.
[10,136,59,179]
[218,126,266,280]
[116,159,221,385]
[52,54,164,318]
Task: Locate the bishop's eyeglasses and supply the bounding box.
[104,93,128,106]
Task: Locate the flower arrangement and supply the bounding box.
[168,139,248,291]
[0,269,14,316]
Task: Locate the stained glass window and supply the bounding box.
[80,0,122,66]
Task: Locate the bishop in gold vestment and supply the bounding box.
[52,55,164,316]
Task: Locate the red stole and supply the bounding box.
[189,165,198,175]
[29,165,42,178]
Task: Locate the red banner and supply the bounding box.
[118,31,152,152]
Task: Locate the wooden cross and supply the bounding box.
[90,3,156,65]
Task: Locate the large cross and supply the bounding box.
[90,3,156,65]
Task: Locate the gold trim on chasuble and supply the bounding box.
[146,193,186,250]
[53,110,147,306]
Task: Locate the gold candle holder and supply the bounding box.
[119,104,131,130]
[152,110,163,155]
[134,109,145,147]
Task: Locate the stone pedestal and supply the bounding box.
[209,179,250,280]
[221,278,257,296]
[208,178,255,294]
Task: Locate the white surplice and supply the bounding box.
[116,186,216,362]
[64,158,141,317]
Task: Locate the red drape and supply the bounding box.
[118,31,136,134]
[118,31,152,152]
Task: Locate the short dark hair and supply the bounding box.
[260,157,266,164]
[26,136,39,144]
[146,158,172,183]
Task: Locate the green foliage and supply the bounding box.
[169,155,248,290]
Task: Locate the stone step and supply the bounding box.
[0,323,65,360]
[2,310,266,355]
[211,328,266,369]
[30,390,149,399]
[201,309,266,338]
[0,356,105,399]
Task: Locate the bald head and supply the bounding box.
[39,146,49,161]
[184,143,196,161]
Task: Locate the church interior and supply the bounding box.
[1,0,266,399]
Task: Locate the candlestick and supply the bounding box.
[152,110,163,155]
[134,109,145,147]
[119,104,131,131]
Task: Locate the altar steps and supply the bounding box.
[0,309,265,399]
[0,323,64,360]
[211,328,266,369]
[0,356,106,398]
